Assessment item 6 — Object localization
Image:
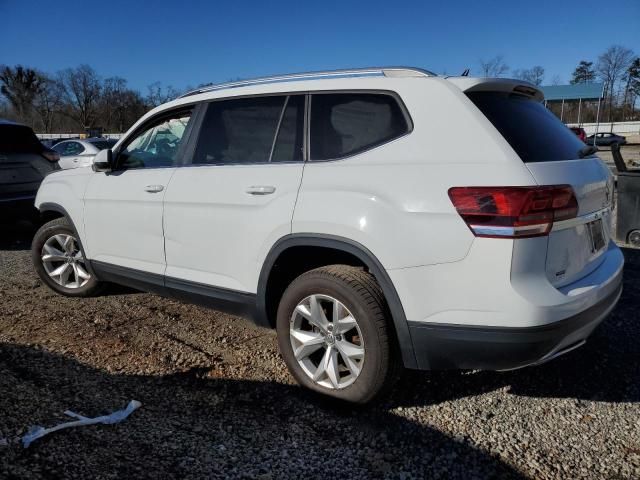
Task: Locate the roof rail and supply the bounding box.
[179,67,435,98]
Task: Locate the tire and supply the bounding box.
[276,265,399,404]
[31,217,104,297]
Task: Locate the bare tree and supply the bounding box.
[478,55,509,77]
[57,65,102,129]
[512,66,545,85]
[596,45,635,121]
[0,65,45,121]
[33,75,64,133]
[551,75,563,86]
[146,82,180,108]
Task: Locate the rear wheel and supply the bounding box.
[628,230,640,247]
[276,265,399,404]
[32,217,104,297]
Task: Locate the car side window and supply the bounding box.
[117,111,192,169]
[55,141,85,156]
[192,96,288,165]
[310,93,409,161]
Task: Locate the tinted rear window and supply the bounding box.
[0,125,43,154]
[310,93,409,161]
[467,92,585,163]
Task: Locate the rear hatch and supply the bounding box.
[0,124,54,200]
[466,89,613,288]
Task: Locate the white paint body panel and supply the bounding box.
[83,169,176,274]
[163,163,304,292]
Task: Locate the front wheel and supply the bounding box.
[31,217,104,297]
[276,265,399,404]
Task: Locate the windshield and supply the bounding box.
[467,91,587,163]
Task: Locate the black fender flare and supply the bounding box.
[257,234,418,368]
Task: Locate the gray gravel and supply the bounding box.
[0,221,638,479]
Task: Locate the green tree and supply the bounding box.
[570,61,595,84]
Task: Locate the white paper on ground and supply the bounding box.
[21,400,142,448]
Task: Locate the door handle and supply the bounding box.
[246,185,276,195]
[144,185,165,193]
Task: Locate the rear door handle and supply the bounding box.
[144,185,165,193]
[246,185,276,195]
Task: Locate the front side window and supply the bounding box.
[193,96,292,165]
[310,93,409,161]
[118,111,192,169]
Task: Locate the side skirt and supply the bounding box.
[89,261,259,323]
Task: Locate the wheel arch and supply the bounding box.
[37,202,97,278]
[257,234,418,368]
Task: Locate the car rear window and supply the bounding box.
[0,125,44,154]
[467,91,585,163]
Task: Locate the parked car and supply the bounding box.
[31,68,623,403]
[569,126,586,142]
[0,120,59,218]
[585,132,627,146]
[53,138,118,169]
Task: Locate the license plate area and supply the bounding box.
[587,218,606,253]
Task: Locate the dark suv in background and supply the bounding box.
[0,120,59,218]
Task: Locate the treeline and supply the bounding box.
[2,44,639,134]
[0,64,183,134]
[478,45,640,123]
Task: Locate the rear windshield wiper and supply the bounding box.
[578,144,598,158]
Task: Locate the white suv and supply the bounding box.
[32,67,624,403]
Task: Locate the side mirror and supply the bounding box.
[92,149,113,172]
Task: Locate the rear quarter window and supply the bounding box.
[467,91,586,163]
[310,93,409,161]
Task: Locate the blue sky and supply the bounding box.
[1,0,638,92]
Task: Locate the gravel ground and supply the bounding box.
[0,221,638,479]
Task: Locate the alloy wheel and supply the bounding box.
[41,234,91,288]
[289,294,365,389]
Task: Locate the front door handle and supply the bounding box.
[144,185,165,193]
[246,185,276,195]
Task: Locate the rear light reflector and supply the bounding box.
[41,150,60,163]
[448,185,578,238]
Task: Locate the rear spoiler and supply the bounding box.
[446,77,544,101]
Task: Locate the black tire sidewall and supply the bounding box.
[32,220,99,297]
[277,271,388,403]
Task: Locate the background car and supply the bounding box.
[585,132,627,146]
[569,126,586,142]
[53,138,117,169]
[0,119,59,218]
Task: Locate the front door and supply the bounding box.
[83,108,194,275]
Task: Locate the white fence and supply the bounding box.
[36,133,124,140]
[566,121,640,135]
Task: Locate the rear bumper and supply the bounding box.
[409,281,622,370]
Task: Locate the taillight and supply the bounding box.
[41,150,60,162]
[448,185,578,238]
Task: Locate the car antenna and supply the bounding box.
[461,68,470,76]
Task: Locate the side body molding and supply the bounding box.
[257,234,418,368]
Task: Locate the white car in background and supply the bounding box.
[53,138,117,169]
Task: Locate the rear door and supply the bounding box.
[163,94,306,292]
[468,91,614,286]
